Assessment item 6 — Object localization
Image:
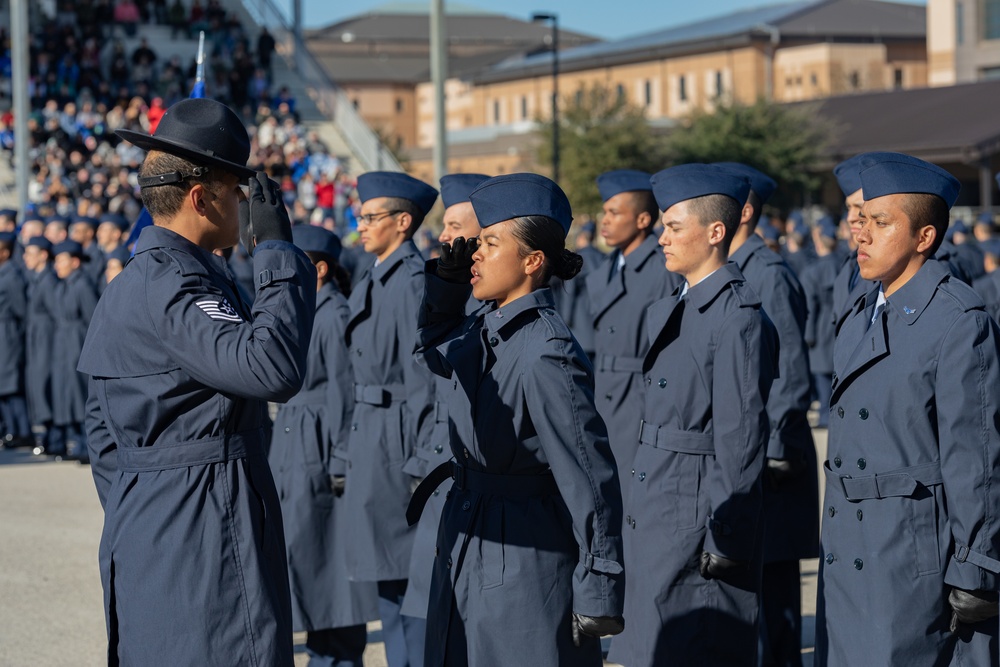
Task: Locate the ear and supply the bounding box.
[314,259,329,281]
[707,220,727,247]
[636,210,652,232]
[395,211,413,236]
[915,224,937,255]
[189,183,208,216]
[522,249,545,277]
[740,202,754,225]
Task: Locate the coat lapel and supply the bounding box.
[831,287,888,400]
[588,256,625,322]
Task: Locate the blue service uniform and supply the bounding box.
[25,267,58,435]
[84,241,107,289]
[78,225,316,667]
[972,270,1000,323]
[800,253,841,427]
[0,258,28,441]
[267,281,378,663]
[831,252,875,336]
[52,268,98,456]
[608,263,777,667]
[584,233,680,485]
[819,260,1000,666]
[552,244,604,357]
[415,275,624,667]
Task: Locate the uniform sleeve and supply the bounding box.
[415,262,474,378]
[759,269,813,461]
[325,302,353,477]
[938,311,1000,592]
[705,307,772,561]
[400,264,436,479]
[800,269,819,348]
[8,270,26,321]
[76,277,99,327]
[85,377,117,510]
[147,241,317,403]
[523,342,625,618]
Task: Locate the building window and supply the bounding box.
[493,100,500,124]
[715,71,724,96]
[521,96,528,119]
[396,98,404,112]
[984,0,1000,40]
[981,65,1000,79]
[644,80,652,106]
[616,83,625,102]
[678,75,687,102]
[957,2,965,44]
[894,68,904,88]
[352,99,359,110]
[849,71,860,89]
[810,73,818,86]
[786,77,794,87]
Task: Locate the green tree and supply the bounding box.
[663,98,834,210]
[537,84,668,218]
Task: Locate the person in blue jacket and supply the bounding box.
[608,164,777,667]
[817,152,1000,667]
[269,224,378,667]
[52,239,98,463]
[799,216,842,428]
[831,155,877,336]
[342,171,439,667]
[551,220,603,360]
[585,169,680,498]
[400,172,490,625]
[409,172,625,666]
[78,98,316,667]
[0,230,29,448]
[22,236,60,456]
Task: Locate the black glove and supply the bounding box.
[571,613,624,647]
[699,551,747,582]
[239,171,293,255]
[765,457,806,487]
[949,588,999,632]
[436,236,479,284]
[329,475,346,498]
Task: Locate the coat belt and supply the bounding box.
[286,388,328,406]
[823,460,943,501]
[115,429,264,472]
[406,460,558,526]
[353,382,406,406]
[596,354,644,373]
[638,420,715,455]
[434,401,449,424]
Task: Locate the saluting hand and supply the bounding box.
[436,236,479,284]
[571,612,624,647]
[949,587,999,632]
[239,171,293,255]
[699,551,747,583]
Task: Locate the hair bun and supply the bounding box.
[553,248,583,280]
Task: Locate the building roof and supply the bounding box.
[810,79,1000,163]
[475,0,926,84]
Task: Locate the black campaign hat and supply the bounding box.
[116,98,256,181]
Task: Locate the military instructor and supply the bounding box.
[79,98,316,666]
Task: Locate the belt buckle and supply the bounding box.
[452,463,466,491]
[637,419,646,443]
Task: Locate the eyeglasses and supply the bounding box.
[357,210,401,227]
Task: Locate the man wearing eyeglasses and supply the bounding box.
[342,171,439,667]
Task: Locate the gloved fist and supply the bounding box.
[329,475,346,498]
[765,457,806,487]
[239,171,293,255]
[699,551,747,582]
[437,236,479,284]
[571,613,624,647]
[949,588,999,632]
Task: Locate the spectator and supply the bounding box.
[113,0,142,38]
[168,0,188,39]
[131,37,158,68]
[257,27,275,74]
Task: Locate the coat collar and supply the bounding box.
[622,233,662,273]
[316,281,337,310]
[728,233,772,271]
[372,239,420,285]
[483,288,555,336]
[687,262,745,311]
[134,224,231,274]
[883,259,950,326]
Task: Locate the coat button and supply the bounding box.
[834,456,842,468]
[859,408,869,420]
[356,349,362,356]
[351,423,358,431]
[854,558,864,570]
[631,518,636,529]
[462,501,471,511]
[837,407,845,418]
[856,509,863,521]
[646,377,652,385]
[434,445,444,454]
[857,458,867,470]
[631,469,635,476]
[828,506,836,517]
[447,557,453,569]
[625,514,631,525]
[608,326,616,334]
[284,427,290,433]
[489,336,499,347]
[463,448,470,459]
[605,394,613,401]
[639,472,646,481]
[825,553,835,565]
[658,378,667,388]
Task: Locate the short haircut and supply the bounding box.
[745,190,763,228]
[900,193,949,256]
[685,193,742,254]
[139,151,230,219]
[0,237,13,253]
[382,196,425,236]
[630,190,660,228]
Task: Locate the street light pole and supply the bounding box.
[532,13,559,184]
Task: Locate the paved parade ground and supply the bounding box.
[0,430,826,666]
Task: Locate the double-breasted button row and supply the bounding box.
[835,405,870,420]
[824,554,864,569]
[827,506,863,521]
[624,514,637,529]
[433,444,444,454]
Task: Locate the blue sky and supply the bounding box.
[289,0,925,38]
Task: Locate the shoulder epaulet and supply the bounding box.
[730,279,762,309]
[537,306,572,342]
[938,275,986,313]
[150,246,212,278]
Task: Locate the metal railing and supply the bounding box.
[240,0,404,173]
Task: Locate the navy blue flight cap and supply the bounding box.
[25,235,52,251]
[469,173,573,236]
[650,164,751,212]
[356,171,439,215]
[980,238,1000,258]
[292,224,343,262]
[759,223,780,241]
[99,213,130,231]
[580,220,597,235]
[45,215,70,227]
[596,169,652,203]
[976,211,994,226]
[71,216,99,230]
[52,240,89,260]
[106,245,132,265]
[0,208,17,220]
[858,152,960,208]
[0,231,15,245]
[713,162,776,204]
[817,215,839,240]
[833,155,865,197]
[440,173,490,209]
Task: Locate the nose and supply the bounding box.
[658,228,669,246]
[472,245,484,262]
[856,222,872,245]
[438,230,450,244]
